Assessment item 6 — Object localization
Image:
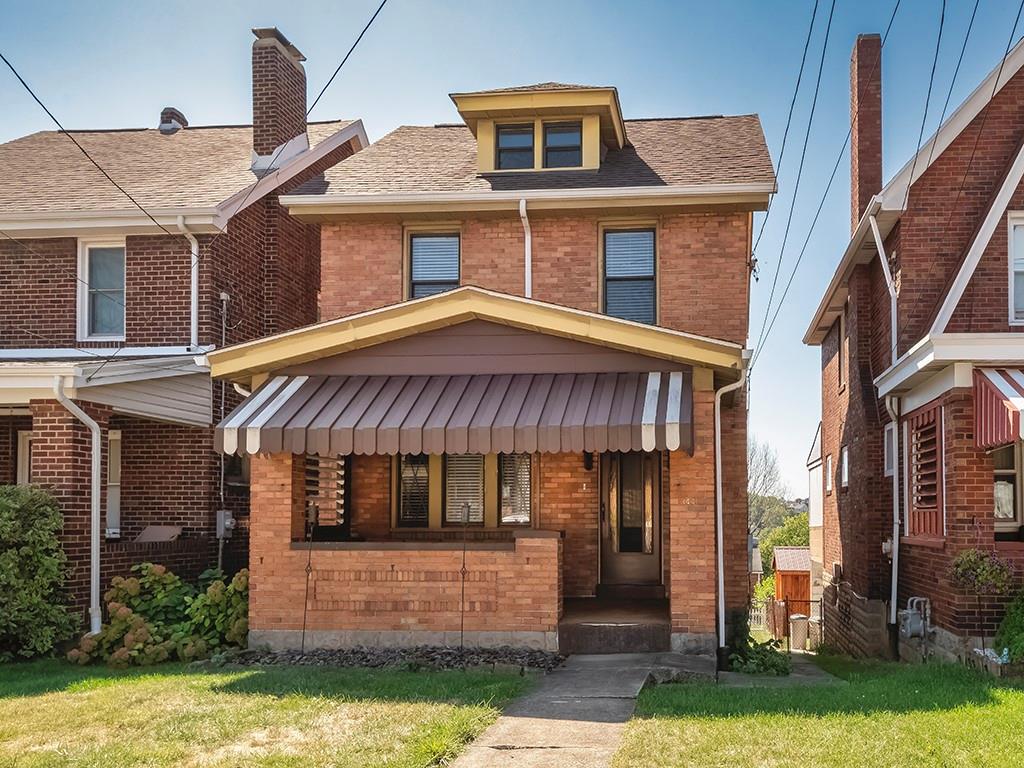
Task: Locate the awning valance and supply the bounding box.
[215,372,692,457]
[974,368,1024,450]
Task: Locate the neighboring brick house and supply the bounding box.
[208,82,775,657]
[805,34,1024,661]
[0,27,366,632]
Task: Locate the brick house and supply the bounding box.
[209,82,775,657]
[0,28,365,632]
[805,34,1024,660]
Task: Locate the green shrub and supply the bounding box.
[996,590,1024,662]
[753,574,775,602]
[186,569,249,651]
[951,549,1014,596]
[729,638,791,675]
[105,563,195,631]
[0,486,78,661]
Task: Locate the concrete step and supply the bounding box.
[558,619,671,655]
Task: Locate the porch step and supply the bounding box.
[596,584,666,601]
[559,619,671,655]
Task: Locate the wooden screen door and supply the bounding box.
[600,451,661,585]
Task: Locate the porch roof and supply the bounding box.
[215,370,692,456]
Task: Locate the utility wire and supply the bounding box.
[751,0,837,355]
[749,0,903,371]
[750,0,822,263]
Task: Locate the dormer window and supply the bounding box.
[496,125,534,170]
[543,122,582,168]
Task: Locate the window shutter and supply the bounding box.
[445,454,484,525]
[499,453,531,524]
[909,405,942,537]
[305,455,349,535]
[398,454,429,527]
[605,230,655,323]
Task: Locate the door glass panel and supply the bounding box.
[617,452,653,553]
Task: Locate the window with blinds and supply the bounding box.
[304,455,350,538]
[1013,223,1024,321]
[444,454,484,525]
[499,453,532,525]
[410,234,459,299]
[604,229,656,324]
[908,405,943,538]
[398,454,430,527]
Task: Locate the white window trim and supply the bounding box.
[1008,212,1024,326]
[77,237,127,342]
[993,442,1022,533]
[840,445,850,488]
[106,429,122,537]
[884,422,896,477]
[825,454,833,494]
[16,430,33,485]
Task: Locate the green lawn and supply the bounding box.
[0,659,528,768]
[614,655,1024,768]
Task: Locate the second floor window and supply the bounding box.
[410,234,459,299]
[604,229,656,324]
[544,122,582,168]
[1012,221,1024,322]
[496,124,534,170]
[80,242,125,339]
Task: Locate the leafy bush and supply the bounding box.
[951,549,1015,596]
[995,590,1024,662]
[753,574,776,602]
[0,486,78,661]
[69,563,248,667]
[729,637,791,675]
[760,513,809,575]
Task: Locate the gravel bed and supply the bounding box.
[229,645,564,672]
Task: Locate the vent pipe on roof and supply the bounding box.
[159,107,188,134]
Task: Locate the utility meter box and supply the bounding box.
[216,509,236,540]
[899,607,924,639]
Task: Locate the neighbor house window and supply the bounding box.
[840,445,849,488]
[1012,221,1024,322]
[908,404,943,538]
[496,124,534,170]
[993,443,1020,532]
[106,430,121,536]
[409,234,459,299]
[604,229,656,324]
[444,454,484,525]
[543,122,582,168]
[499,453,531,525]
[397,454,430,527]
[838,308,847,390]
[79,241,125,340]
[825,455,833,494]
[16,430,32,485]
[884,422,896,477]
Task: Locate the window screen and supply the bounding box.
[410,235,459,299]
[604,229,656,323]
[499,453,531,525]
[445,454,484,525]
[496,124,534,170]
[87,246,125,336]
[398,454,430,527]
[543,122,582,168]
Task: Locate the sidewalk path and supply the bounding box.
[717,650,844,688]
[452,652,714,768]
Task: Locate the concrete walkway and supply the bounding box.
[452,653,715,768]
[717,650,844,688]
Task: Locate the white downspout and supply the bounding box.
[177,216,200,350]
[715,352,750,651]
[53,376,103,635]
[519,198,532,298]
[885,395,901,625]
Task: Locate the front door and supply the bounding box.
[600,452,661,585]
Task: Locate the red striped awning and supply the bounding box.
[215,372,692,456]
[974,368,1024,450]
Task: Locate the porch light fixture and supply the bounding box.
[583,452,594,471]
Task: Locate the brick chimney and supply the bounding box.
[850,34,882,233]
[251,27,308,158]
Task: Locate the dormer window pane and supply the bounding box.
[544,123,582,168]
[496,125,534,170]
[410,234,460,298]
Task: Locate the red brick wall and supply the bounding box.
[851,34,883,232]
[0,415,32,484]
[0,238,77,346]
[349,454,391,541]
[537,452,599,597]
[251,36,307,156]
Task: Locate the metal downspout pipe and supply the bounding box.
[519,199,532,298]
[177,216,200,350]
[53,376,103,635]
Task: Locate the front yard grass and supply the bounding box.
[614,654,1024,768]
[0,659,528,767]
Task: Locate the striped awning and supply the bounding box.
[215,372,692,456]
[974,368,1024,450]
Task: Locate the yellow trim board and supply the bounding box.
[208,286,745,383]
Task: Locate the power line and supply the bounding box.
[749,0,903,372]
[751,0,837,355]
[750,0,822,262]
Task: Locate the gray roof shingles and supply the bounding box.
[772,546,812,573]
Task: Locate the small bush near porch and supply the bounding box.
[614,656,1024,767]
[0,659,527,767]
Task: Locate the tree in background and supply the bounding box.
[760,512,810,576]
[748,437,789,538]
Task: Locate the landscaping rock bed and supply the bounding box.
[230,645,564,673]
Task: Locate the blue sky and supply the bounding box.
[2,0,1022,492]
